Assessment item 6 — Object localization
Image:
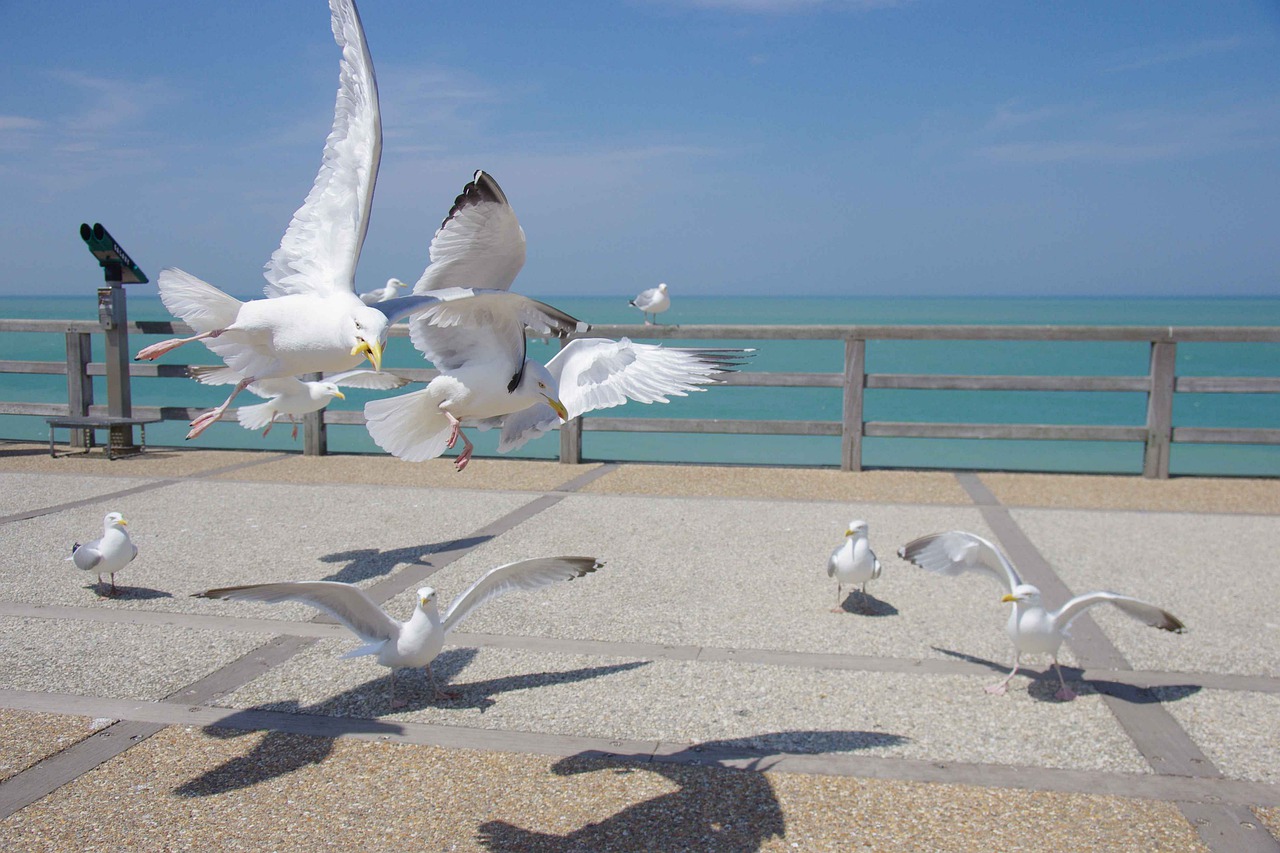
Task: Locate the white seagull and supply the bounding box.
[629,283,670,324]
[188,364,410,438]
[359,278,408,305]
[69,512,138,596]
[134,0,438,440]
[827,520,881,612]
[898,530,1186,700]
[196,556,604,706]
[364,171,750,470]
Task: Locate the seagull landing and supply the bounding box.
[898,530,1186,700]
[629,282,670,324]
[196,556,604,707]
[827,519,881,612]
[69,512,138,596]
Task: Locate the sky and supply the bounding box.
[1,0,1278,300]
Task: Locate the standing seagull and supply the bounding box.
[629,283,670,324]
[359,278,407,305]
[196,556,604,707]
[134,0,438,440]
[69,512,137,596]
[898,530,1186,700]
[827,520,881,612]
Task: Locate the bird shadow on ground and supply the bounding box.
[317,534,494,585]
[476,730,909,852]
[83,583,172,600]
[931,647,1203,704]
[835,592,897,617]
[173,649,649,797]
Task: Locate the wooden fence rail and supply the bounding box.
[1,318,1278,477]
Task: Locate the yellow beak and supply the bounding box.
[119,519,129,526]
[333,390,346,401]
[1001,593,1018,602]
[544,394,569,421]
[351,338,384,372]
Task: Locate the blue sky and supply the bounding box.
[2,0,1278,299]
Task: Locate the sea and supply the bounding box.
[3,293,1279,477]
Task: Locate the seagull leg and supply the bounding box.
[187,377,252,440]
[388,670,407,709]
[985,655,1020,695]
[135,329,224,361]
[426,664,458,700]
[1052,657,1077,701]
[445,412,463,449]
[453,431,476,472]
[830,583,844,613]
[108,572,118,597]
[290,417,299,440]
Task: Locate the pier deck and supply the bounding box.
[1,441,1277,851]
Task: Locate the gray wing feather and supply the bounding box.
[1053,591,1186,634]
[414,170,526,293]
[196,581,400,643]
[896,530,1022,592]
[441,557,603,634]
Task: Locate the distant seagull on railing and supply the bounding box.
[359,278,407,305]
[629,282,670,324]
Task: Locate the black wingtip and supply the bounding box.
[438,170,511,232]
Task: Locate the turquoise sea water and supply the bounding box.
[2,293,1278,476]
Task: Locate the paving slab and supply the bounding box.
[1153,688,1280,784]
[0,725,1210,852]
[979,472,1280,515]
[0,472,163,519]
[1013,508,1280,677]
[0,442,282,480]
[0,710,101,784]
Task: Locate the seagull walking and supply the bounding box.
[69,512,137,596]
[188,365,409,438]
[196,556,604,706]
[629,283,670,324]
[134,0,439,440]
[898,530,1185,700]
[827,520,881,612]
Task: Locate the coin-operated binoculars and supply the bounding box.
[79,223,149,451]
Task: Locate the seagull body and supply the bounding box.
[629,283,670,324]
[827,520,881,611]
[69,512,137,596]
[188,365,409,437]
[196,556,603,706]
[360,278,407,305]
[898,530,1186,700]
[134,0,438,440]
[365,171,749,469]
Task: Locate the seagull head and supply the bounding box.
[519,361,569,421]
[104,512,127,529]
[845,520,868,538]
[417,587,438,610]
[1002,583,1042,605]
[315,382,345,402]
[349,305,389,372]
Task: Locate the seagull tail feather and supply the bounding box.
[363,388,454,462]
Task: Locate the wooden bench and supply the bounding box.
[46,416,162,460]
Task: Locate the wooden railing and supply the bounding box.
[2,318,1278,477]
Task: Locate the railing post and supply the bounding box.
[302,373,327,456]
[1143,339,1177,479]
[64,332,93,449]
[841,337,867,471]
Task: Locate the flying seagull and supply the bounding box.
[898,530,1185,700]
[629,283,670,325]
[69,512,138,596]
[188,364,410,438]
[827,519,881,612]
[196,556,604,706]
[134,0,440,440]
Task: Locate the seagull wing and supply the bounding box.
[71,542,103,572]
[442,556,603,634]
[196,581,400,644]
[187,366,304,400]
[414,170,526,294]
[897,530,1022,593]
[1051,591,1186,635]
[493,339,747,452]
[408,288,585,374]
[323,368,410,390]
[262,0,380,299]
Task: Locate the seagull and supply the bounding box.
[195,556,604,707]
[629,283,670,324]
[133,0,439,441]
[364,171,750,470]
[898,530,1186,700]
[359,278,407,305]
[188,365,410,438]
[69,512,138,596]
[827,520,881,612]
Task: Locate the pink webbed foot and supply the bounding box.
[1054,686,1078,701]
[453,432,475,472]
[984,682,1008,695]
[135,329,222,362]
[186,409,223,440]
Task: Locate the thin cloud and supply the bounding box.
[1104,36,1249,72]
[0,115,43,132]
[661,0,906,12]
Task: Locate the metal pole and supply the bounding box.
[302,373,327,456]
[98,283,137,451]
